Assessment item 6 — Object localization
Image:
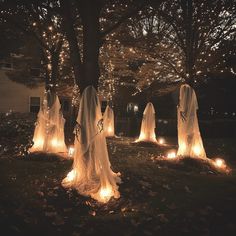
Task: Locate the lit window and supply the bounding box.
[127,102,139,113]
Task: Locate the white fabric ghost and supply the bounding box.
[136,102,157,143]
[103,105,115,137]
[62,86,121,203]
[177,84,206,158]
[29,90,68,154]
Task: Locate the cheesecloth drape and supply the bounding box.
[177,84,206,158]
[137,102,157,143]
[103,105,115,137]
[29,90,67,153]
[62,86,121,203]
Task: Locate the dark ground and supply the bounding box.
[0,113,236,236]
[1,136,236,236]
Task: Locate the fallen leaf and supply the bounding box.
[162,184,171,190]
[158,214,169,223]
[184,186,192,193]
[89,211,96,216]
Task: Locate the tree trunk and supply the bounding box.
[185,0,194,86]
[61,0,83,90]
[80,0,101,92]
[51,50,60,86]
[61,0,101,93]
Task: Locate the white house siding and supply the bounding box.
[0,70,45,113]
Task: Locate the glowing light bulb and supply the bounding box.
[68,146,75,157]
[99,187,113,202]
[193,145,201,156]
[167,151,176,159]
[51,139,58,147]
[66,170,76,182]
[158,138,165,145]
[108,126,113,133]
[214,158,226,168]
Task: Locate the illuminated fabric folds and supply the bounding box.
[136,102,157,143]
[103,105,115,137]
[62,86,120,203]
[29,90,67,153]
[177,84,206,158]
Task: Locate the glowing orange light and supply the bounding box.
[214,158,226,168]
[158,138,165,145]
[108,126,113,133]
[167,151,176,159]
[193,145,201,156]
[99,187,113,202]
[51,139,58,147]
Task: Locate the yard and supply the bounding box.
[1,130,236,235]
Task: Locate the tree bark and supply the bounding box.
[50,40,62,85]
[79,0,102,92]
[60,0,83,90]
[185,0,194,86]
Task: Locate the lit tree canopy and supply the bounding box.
[99,0,236,99]
[1,0,235,101]
[0,0,73,90]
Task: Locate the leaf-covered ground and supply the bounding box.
[1,114,236,235]
[1,135,236,236]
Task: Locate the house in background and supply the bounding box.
[0,69,45,113]
[0,51,46,114]
[0,68,75,117]
[0,54,111,117]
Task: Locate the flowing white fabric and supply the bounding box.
[62,86,121,203]
[177,84,206,158]
[136,102,157,143]
[103,105,115,137]
[29,90,68,153]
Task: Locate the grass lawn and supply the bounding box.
[1,137,236,236]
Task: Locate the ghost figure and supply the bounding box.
[62,86,121,203]
[177,84,206,158]
[136,102,157,143]
[29,90,67,154]
[103,105,115,137]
